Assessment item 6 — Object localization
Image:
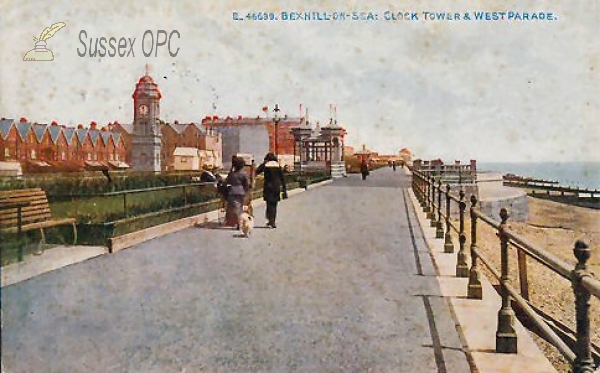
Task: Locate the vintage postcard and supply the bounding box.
[1,1,598,372]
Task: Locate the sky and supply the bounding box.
[1,0,599,162]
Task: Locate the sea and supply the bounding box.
[477,162,600,190]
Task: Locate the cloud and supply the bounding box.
[0,0,598,161]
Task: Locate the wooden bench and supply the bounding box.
[0,188,77,244]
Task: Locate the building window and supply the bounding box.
[31,149,36,159]
[87,153,91,161]
[115,153,119,161]
[61,151,66,160]
[4,148,9,158]
[181,157,187,163]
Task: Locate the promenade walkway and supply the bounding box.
[1,168,472,372]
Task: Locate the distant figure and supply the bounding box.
[392,161,397,172]
[360,160,369,180]
[225,156,250,228]
[256,153,287,228]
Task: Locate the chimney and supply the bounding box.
[174,119,179,124]
[51,121,58,126]
[77,124,84,129]
[238,115,242,120]
[90,121,98,130]
[19,117,28,123]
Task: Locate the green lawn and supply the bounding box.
[50,185,219,223]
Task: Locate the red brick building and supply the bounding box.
[0,118,128,173]
[107,120,222,171]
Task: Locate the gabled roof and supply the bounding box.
[63,127,76,144]
[169,123,188,134]
[0,118,15,140]
[116,123,133,134]
[100,132,112,146]
[112,132,122,145]
[15,122,32,141]
[193,123,207,134]
[76,128,89,144]
[33,124,47,142]
[88,129,100,146]
[48,125,62,144]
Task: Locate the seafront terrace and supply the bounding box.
[1,168,597,372]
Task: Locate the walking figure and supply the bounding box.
[256,153,287,228]
[224,156,250,229]
[361,159,370,180]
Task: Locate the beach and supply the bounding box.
[472,196,599,372]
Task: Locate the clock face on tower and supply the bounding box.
[138,104,149,116]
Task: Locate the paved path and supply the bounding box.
[1,168,470,373]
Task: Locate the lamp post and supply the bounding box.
[273,104,280,158]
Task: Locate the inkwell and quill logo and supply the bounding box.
[23,22,66,61]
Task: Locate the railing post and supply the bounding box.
[517,248,530,301]
[123,193,128,217]
[430,176,437,227]
[420,173,426,207]
[456,189,468,277]
[496,208,517,353]
[443,184,454,253]
[572,240,594,373]
[421,173,426,201]
[415,172,423,205]
[436,179,444,238]
[467,194,482,298]
[412,171,417,199]
[426,174,433,217]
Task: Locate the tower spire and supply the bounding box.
[145,63,150,76]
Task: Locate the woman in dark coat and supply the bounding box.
[360,159,369,180]
[224,156,250,228]
[256,153,287,228]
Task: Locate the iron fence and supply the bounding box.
[412,169,599,372]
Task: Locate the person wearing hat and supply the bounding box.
[256,153,287,228]
[224,156,250,228]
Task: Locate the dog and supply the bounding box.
[240,212,254,237]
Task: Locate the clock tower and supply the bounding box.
[131,64,162,171]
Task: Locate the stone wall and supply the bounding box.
[477,173,529,222]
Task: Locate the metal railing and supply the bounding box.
[412,169,599,372]
[412,160,477,184]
